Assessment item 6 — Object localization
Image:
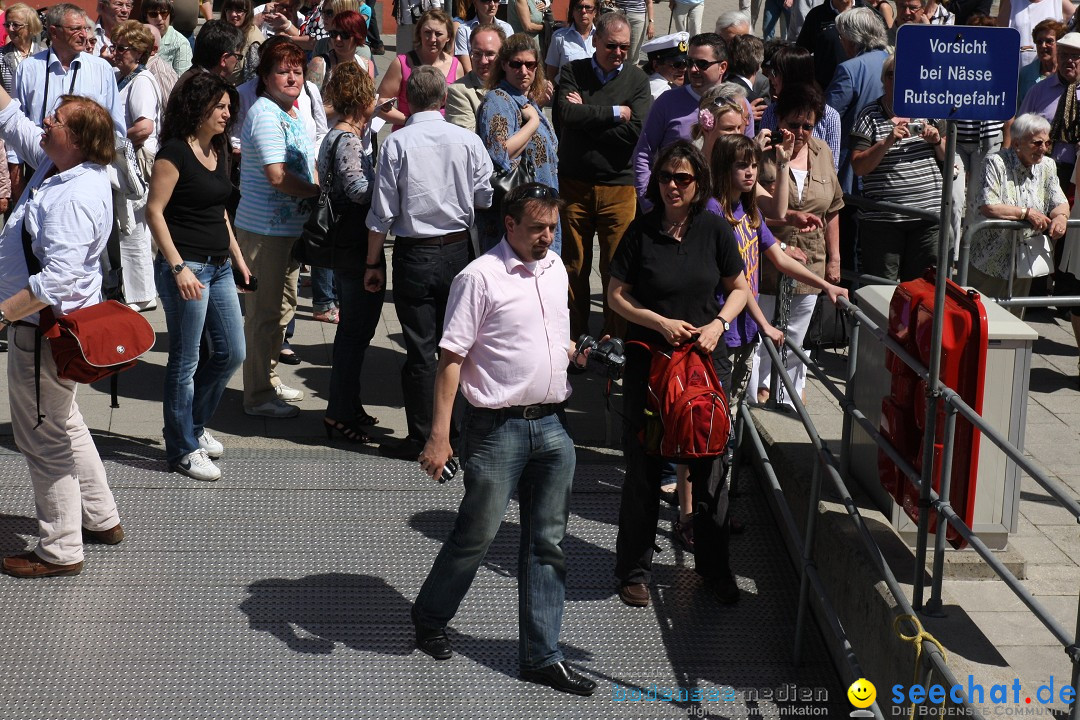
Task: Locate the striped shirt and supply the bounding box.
[956,120,1004,145]
[851,100,943,222]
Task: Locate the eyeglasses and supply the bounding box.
[605,42,631,52]
[1028,139,1051,147]
[480,0,500,4]
[328,30,354,40]
[45,111,68,130]
[784,122,815,131]
[575,3,596,10]
[57,24,88,34]
[657,171,695,187]
[110,1,134,9]
[223,51,241,59]
[507,59,538,70]
[1061,53,1080,64]
[668,59,688,70]
[114,43,134,53]
[688,58,721,71]
[3,21,25,30]
[145,9,170,18]
[470,49,498,60]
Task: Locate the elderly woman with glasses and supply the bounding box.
[968,112,1068,316]
[0,3,43,94]
[141,0,192,74]
[476,32,559,254]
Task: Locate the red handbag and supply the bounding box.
[39,301,155,383]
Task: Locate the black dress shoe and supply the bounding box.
[278,351,301,366]
[520,661,596,696]
[380,438,425,460]
[413,621,452,660]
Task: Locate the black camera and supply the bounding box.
[575,334,626,380]
[438,458,459,484]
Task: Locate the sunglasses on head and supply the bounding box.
[605,42,631,51]
[514,184,559,201]
[657,171,695,187]
[507,59,537,70]
[688,58,721,71]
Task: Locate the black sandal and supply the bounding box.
[323,418,371,443]
[355,409,379,427]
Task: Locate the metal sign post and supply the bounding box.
[891,25,1020,611]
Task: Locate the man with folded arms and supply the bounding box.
[366,66,493,461]
[412,182,596,698]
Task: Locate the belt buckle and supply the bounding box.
[522,405,543,420]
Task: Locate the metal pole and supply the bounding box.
[957,214,974,286]
[793,459,822,665]
[839,316,860,481]
[1069,591,1080,720]
[915,119,957,610]
[925,402,958,617]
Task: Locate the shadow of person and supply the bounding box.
[408,509,617,602]
[238,572,598,684]
[239,573,415,656]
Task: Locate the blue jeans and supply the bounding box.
[155,257,246,465]
[310,266,337,313]
[413,406,576,670]
[325,270,385,422]
[762,0,789,39]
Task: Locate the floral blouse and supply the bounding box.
[971,149,1067,279]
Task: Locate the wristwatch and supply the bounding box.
[0,308,10,327]
[779,242,788,251]
[171,262,187,275]
[717,315,730,333]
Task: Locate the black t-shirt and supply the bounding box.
[156,137,234,259]
[609,208,745,347]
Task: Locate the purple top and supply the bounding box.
[711,199,777,348]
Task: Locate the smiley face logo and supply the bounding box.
[847,678,876,709]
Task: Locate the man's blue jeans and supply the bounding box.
[155,257,246,465]
[413,406,576,670]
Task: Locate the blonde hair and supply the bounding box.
[4,3,43,36]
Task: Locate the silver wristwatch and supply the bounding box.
[0,308,10,327]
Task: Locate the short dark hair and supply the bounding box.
[729,34,763,78]
[193,18,243,70]
[645,140,711,214]
[255,38,306,96]
[502,182,562,224]
[689,32,727,65]
[140,0,172,21]
[767,44,814,86]
[774,83,825,126]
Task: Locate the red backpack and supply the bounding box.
[631,342,731,461]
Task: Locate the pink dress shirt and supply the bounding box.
[440,238,573,409]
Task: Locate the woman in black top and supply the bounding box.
[147,73,251,482]
[607,140,750,608]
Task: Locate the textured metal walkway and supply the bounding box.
[0,445,845,719]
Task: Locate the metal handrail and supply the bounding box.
[958,216,1080,288]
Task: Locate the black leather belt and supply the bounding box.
[179,252,229,265]
[471,401,566,420]
[396,230,469,246]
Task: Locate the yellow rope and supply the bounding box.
[894,613,950,720]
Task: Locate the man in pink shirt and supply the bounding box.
[411,183,596,698]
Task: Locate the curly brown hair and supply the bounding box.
[324,61,375,117]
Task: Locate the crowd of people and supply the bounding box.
[0,0,1079,698]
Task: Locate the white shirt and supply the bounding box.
[13,49,124,136]
[441,238,572,408]
[0,100,112,324]
[120,69,159,155]
[367,110,493,237]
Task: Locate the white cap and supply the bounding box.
[641,31,690,61]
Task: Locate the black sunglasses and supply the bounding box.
[657,171,695,187]
[688,58,721,71]
[328,30,353,40]
[514,184,559,201]
[784,122,815,131]
[507,59,538,70]
[605,42,631,51]
[668,59,688,70]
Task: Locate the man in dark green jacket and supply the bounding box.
[557,10,652,341]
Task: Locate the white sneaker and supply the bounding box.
[173,448,221,481]
[244,398,300,418]
[274,384,305,402]
[126,298,158,312]
[198,430,224,459]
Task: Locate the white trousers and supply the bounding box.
[671,3,704,35]
[7,324,120,565]
[750,293,818,409]
[120,203,156,304]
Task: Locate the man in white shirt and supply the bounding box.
[413,182,596,698]
[366,66,493,460]
[12,3,125,169]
